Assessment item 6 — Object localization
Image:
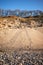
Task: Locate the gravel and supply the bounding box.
[0,50,43,65]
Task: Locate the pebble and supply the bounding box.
[0,50,43,65]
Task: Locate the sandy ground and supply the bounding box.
[36,27,43,33]
[0,27,43,50]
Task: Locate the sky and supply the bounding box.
[0,0,43,11]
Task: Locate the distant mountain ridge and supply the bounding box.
[0,9,43,17]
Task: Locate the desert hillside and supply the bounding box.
[0,16,43,51]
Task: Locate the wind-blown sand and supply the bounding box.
[0,27,43,50]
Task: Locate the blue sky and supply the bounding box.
[0,0,43,11]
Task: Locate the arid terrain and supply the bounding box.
[0,16,43,51]
[0,27,43,50]
[0,16,43,65]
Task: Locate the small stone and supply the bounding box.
[19,63,23,65]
